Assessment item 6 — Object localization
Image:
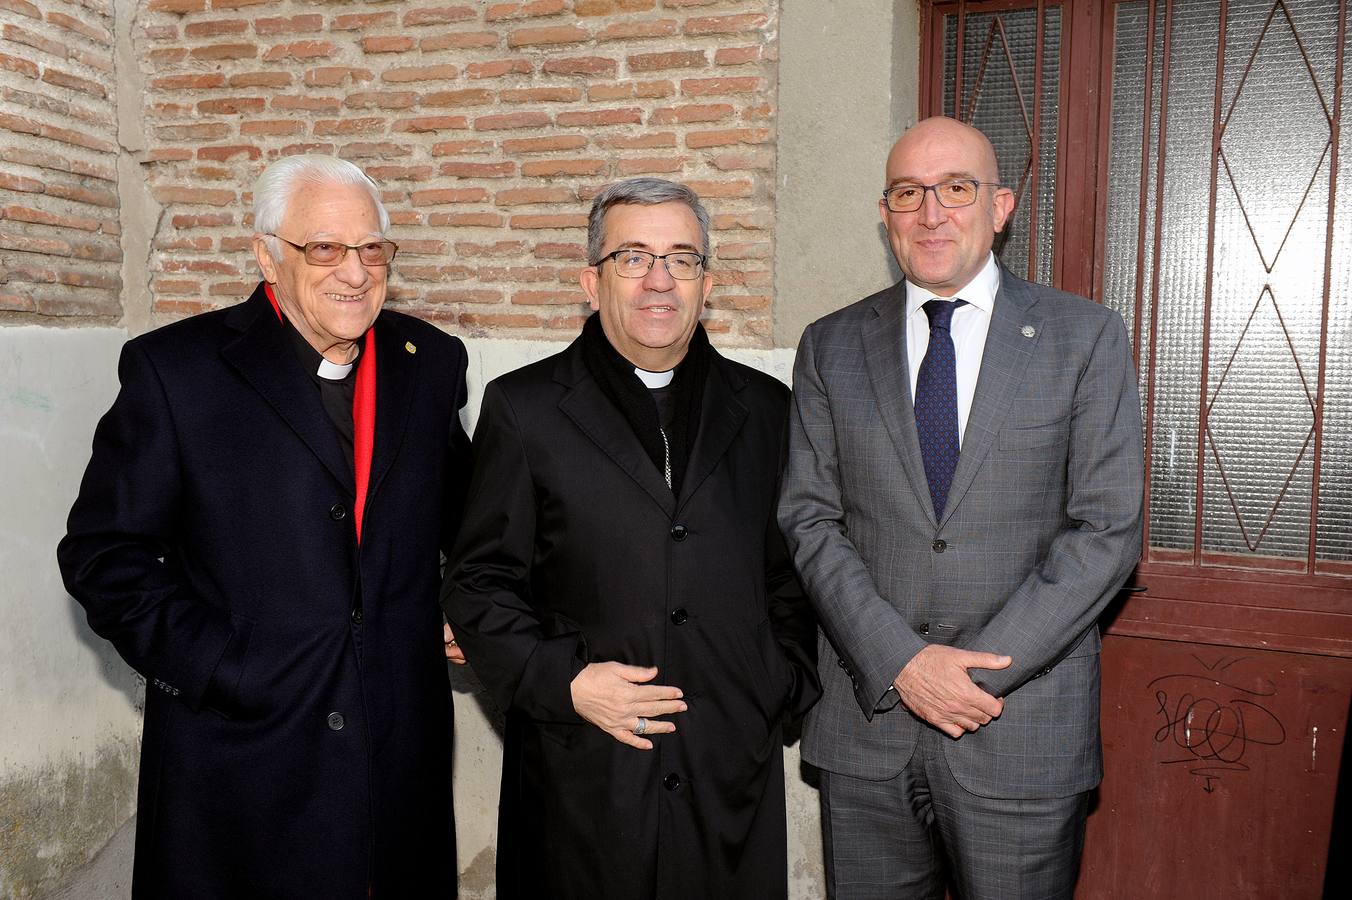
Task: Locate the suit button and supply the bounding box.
[918,623,930,635]
[670,608,688,625]
[670,524,688,542]
[663,773,682,791]
[931,539,946,553]
[326,712,345,731]
[329,503,347,521]
[350,608,363,625]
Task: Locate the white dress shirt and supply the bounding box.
[904,252,1000,447]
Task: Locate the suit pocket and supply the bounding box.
[998,417,1070,451]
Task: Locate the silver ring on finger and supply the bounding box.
[634,717,648,736]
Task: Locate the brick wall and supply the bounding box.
[0,0,121,318]
[132,0,778,343]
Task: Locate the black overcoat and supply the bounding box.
[444,334,821,900]
[57,284,469,898]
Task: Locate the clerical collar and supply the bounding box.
[317,356,355,381]
[634,367,674,389]
[281,315,359,383]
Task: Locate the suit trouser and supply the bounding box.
[820,725,1089,900]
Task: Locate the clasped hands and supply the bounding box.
[894,644,1011,739]
[570,661,687,750]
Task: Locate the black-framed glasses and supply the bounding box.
[269,234,399,266]
[882,180,1003,213]
[595,249,707,280]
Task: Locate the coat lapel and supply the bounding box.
[863,282,937,526]
[555,342,676,516]
[676,353,748,513]
[365,313,419,507]
[221,285,354,494]
[941,270,1043,527]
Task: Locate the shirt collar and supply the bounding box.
[905,252,1001,318]
[634,367,675,389]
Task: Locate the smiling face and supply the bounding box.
[252,180,387,363]
[879,117,1015,297]
[579,201,713,371]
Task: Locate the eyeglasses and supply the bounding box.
[882,180,1003,213]
[270,235,399,266]
[595,249,707,280]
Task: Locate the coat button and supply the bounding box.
[931,539,946,553]
[670,608,688,625]
[350,608,363,625]
[670,523,688,542]
[326,712,345,731]
[918,623,930,635]
[663,772,682,791]
[329,503,347,521]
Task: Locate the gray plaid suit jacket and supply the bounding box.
[778,268,1144,800]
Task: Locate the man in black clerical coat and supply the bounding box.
[444,177,820,899]
[58,155,469,898]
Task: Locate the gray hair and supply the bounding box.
[586,177,710,265]
[253,155,389,261]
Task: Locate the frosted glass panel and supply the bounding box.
[941,7,1060,285]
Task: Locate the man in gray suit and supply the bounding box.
[778,116,1144,898]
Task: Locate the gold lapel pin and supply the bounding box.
[405,341,417,354]
[1021,325,1036,339]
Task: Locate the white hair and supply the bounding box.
[253,155,389,261]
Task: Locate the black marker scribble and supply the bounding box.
[1148,654,1286,792]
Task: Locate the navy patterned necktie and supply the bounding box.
[915,298,968,519]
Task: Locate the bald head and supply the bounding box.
[885,116,1001,188]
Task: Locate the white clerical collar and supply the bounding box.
[905,252,1001,318]
[316,353,356,381]
[634,367,674,389]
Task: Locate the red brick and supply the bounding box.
[45,182,118,208]
[541,56,615,76]
[151,186,236,206]
[254,14,323,35]
[46,11,112,44]
[546,313,587,330]
[230,71,293,88]
[410,187,491,206]
[151,279,201,296]
[555,108,642,127]
[685,14,770,36]
[459,312,544,329]
[160,258,240,276]
[142,148,194,163]
[346,91,418,110]
[597,132,676,149]
[575,0,656,13]
[403,5,477,25]
[685,127,770,148]
[466,59,533,79]
[141,24,178,40]
[628,51,704,72]
[681,76,762,96]
[240,119,305,136]
[383,64,461,83]
[0,52,40,78]
[196,97,266,115]
[422,88,495,107]
[393,115,471,133]
[649,104,733,124]
[485,0,565,21]
[213,0,272,8]
[70,48,114,74]
[520,158,606,177]
[428,212,505,227]
[1,205,101,231]
[183,19,247,37]
[421,32,499,51]
[617,157,684,175]
[395,239,448,255]
[495,187,573,206]
[533,242,585,259]
[0,292,35,312]
[332,12,398,30]
[479,266,558,283]
[2,23,66,57]
[714,46,764,66]
[741,102,773,121]
[509,214,587,229]
[146,48,189,67]
[278,141,337,156]
[305,67,373,87]
[439,161,517,178]
[500,87,583,104]
[425,289,503,304]
[272,95,342,113]
[430,140,496,156]
[172,213,234,228]
[684,179,754,198]
[362,36,416,54]
[264,41,335,61]
[502,134,587,154]
[314,117,387,136]
[508,24,588,47]
[0,0,40,19]
[512,290,585,305]
[712,151,771,171]
[707,293,769,310]
[474,111,550,131]
[337,142,412,159]
[2,148,113,182]
[455,240,528,256]
[41,68,107,98]
[715,241,771,259]
[598,19,678,41]
[190,43,256,61]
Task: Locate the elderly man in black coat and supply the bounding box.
[443,177,821,899]
[57,155,469,898]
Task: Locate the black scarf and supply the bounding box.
[580,311,710,497]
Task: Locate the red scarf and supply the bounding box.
[264,284,377,543]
